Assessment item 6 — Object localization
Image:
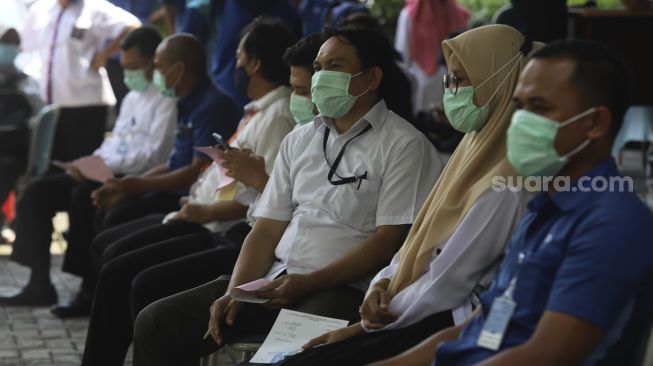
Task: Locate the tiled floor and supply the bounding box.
[0,255,240,366]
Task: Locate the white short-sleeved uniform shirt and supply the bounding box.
[21,0,140,106]
[93,83,177,175]
[255,100,444,290]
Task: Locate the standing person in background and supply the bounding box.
[162,0,211,46]
[20,0,141,164]
[394,0,469,115]
[210,0,298,106]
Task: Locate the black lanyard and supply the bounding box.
[322,124,372,187]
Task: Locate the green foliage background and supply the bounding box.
[366,0,624,36]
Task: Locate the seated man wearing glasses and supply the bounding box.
[131,25,443,365]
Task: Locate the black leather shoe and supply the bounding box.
[50,289,93,318]
[0,282,58,306]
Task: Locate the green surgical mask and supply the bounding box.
[123,69,150,92]
[153,68,176,97]
[290,93,316,125]
[443,52,522,133]
[311,70,368,118]
[0,44,18,67]
[443,86,489,133]
[507,108,596,176]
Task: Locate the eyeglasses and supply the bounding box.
[443,73,459,95]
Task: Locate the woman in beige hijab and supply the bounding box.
[269,25,542,366]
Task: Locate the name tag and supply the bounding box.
[70,26,87,40]
[477,295,516,351]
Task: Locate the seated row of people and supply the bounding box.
[3,18,652,366]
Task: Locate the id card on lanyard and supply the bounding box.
[477,213,542,351]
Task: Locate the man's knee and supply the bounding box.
[134,298,171,344]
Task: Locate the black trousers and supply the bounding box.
[269,311,454,366]
[51,106,107,164]
[11,173,100,279]
[94,192,180,233]
[133,277,364,366]
[82,222,250,366]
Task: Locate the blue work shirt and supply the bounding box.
[436,159,653,366]
[210,0,298,106]
[162,0,210,45]
[168,78,242,172]
[107,0,158,23]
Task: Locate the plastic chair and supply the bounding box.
[15,105,60,195]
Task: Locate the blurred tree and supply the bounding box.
[366,0,625,33]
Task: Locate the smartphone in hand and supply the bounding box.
[212,133,231,150]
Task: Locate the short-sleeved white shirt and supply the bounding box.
[255,100,444,290]
[21,0,140,106]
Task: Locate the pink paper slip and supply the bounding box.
[194,146,221,162]
[228,278,272,303]
[194,146,235,190]
[51,160,71,170]
[74,156,114,183]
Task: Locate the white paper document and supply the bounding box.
[249,309,349,364]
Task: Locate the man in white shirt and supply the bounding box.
[21,0,140,163]
[132,25,444,365]
[0,26,177,307]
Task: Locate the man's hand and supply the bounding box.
[173,203,214,224]
[256,274,315,309]
[218,149,268,192]
[91,49,108,70]
[65,164,85,182]
[303,322,365,349]
[207,295,243,347]
[360,278,397,329]
[91,179,127,209]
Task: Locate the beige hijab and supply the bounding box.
[388,25,543,296]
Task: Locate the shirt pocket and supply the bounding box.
[513,239,566,311]
[321,178,381,231]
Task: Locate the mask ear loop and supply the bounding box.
[350,68,372,98]
[475,54,522,108]
[474,38,532,101]
[558,107,597,161]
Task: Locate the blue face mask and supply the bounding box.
[0,44,19,67]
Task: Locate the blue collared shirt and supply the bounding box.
[168,78,242,172]
[436,159,653,366]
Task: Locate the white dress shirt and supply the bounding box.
[255,100,444,290]
[165,85,295,232]
[93,83,177,175]
[363,189,531,332]
[21,0,139,106]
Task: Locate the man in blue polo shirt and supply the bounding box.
[92,33,241,231]
[370,40,653,366]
